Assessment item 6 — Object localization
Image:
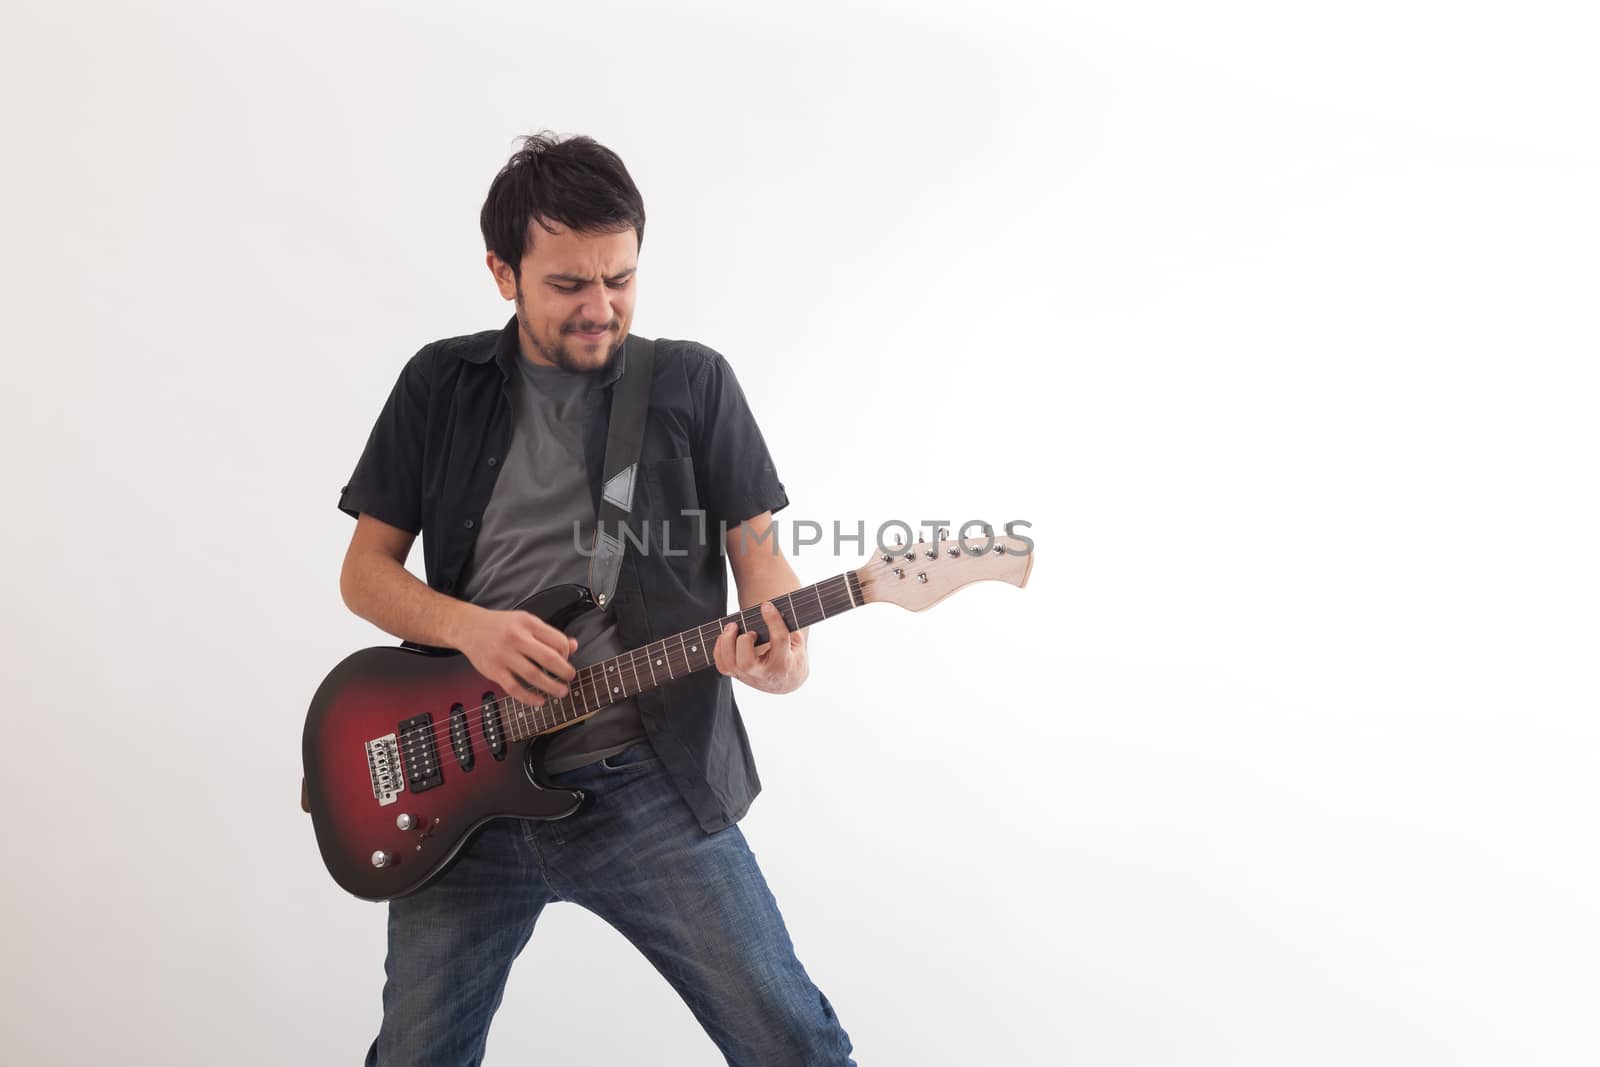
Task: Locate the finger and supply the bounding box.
[515,654,570,698]
[735,628,759,674]
[713,622,737,676]
[502,670,547,706]
[518,633,576,682]
[516,609,569,648]
[760,602,791,671]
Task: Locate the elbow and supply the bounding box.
[339,552,366,615]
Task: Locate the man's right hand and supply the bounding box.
[453,606,578,706]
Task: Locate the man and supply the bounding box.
[336,131,855,1066]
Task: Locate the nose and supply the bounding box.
[577,289,614,332]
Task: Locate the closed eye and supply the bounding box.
[551,277,633,294]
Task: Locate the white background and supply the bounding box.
[3,1,1596,1064]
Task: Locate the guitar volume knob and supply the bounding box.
[371,850,394,869]
[396,813,416,831]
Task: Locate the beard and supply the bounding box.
[514,288,621,373]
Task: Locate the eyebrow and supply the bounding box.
[542,268,637,284]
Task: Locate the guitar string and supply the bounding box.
[383,583,859,763]
[375,537,999,757]
[396,583,856,755]
[387,586,856,766]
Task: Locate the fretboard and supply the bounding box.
[501,570,864,741]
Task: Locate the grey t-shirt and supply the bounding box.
[456,353,645,772]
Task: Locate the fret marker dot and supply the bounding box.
[690,645,697,652]
[612,687,620,694]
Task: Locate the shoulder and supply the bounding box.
[425,325,502,368]
[395,326,503,387]
[646,336,733,389]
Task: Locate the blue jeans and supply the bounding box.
[364,740,855,1066]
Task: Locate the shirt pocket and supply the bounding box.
[642,456,713,586]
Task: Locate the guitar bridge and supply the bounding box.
[365,733,404,806]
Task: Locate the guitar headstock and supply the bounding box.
[855,531,1033,611]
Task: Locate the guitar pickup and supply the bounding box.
[397,713,444,794]
[481,692,507,760]
[449,703,475,771]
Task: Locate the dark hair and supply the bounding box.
[479,131,645,280]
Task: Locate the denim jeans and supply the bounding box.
[363,740,855,1066]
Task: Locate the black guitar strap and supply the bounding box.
[586,333,655,611]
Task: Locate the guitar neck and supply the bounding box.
[504,570,865,741]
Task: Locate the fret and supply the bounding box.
[573,672,589,718]
[486,572,874,745]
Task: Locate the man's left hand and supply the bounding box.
[712,601,809,694]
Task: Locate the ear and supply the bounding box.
[486,252,517,300]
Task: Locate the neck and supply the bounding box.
[502,570,864,741]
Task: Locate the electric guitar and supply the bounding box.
[302,532,1033,900]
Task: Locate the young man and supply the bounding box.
[337,132,855,1066]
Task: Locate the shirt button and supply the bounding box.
[487,457,497,467]
[463,518,475,529]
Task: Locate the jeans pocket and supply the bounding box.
[599,741,660,771]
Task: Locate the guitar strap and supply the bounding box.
[586,333,655,611]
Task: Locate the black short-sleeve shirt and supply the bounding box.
[338,315,790,832]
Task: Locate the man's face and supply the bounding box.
[488,217,638,373]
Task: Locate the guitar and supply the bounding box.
[302,531,1033,900]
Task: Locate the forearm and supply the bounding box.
[340,552,484,650]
